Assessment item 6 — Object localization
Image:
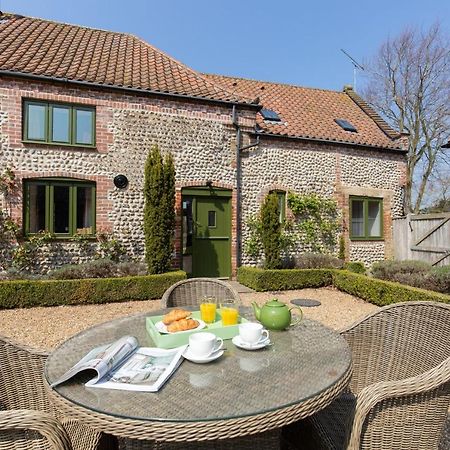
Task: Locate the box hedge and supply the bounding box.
[332,270,450,306]
[237,266,332,291]
[238,266,450,305]
[0,270,186,309]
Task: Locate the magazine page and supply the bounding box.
[51,336,138,388]
[89,345,187,392]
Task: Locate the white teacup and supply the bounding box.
[189,332,223,358]
[239,322,269,345]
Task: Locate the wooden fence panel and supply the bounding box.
[393,213,450,266]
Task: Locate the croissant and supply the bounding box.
[163,309,191,325]
[167,318,198,333]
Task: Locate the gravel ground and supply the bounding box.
[0,286,377,350]
[240,286,378,330]
[2,288,447,447]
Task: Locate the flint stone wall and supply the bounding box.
[241,139,406,267]
[0,77,406,273]
[0,78,243,273]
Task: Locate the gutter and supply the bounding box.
[0,70,261,110]
[232,106,260,269]
[251,131,408,154]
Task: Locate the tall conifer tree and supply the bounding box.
[143,145,175,274]
[260,192,282,269]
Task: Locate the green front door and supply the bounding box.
[182,188,231,278]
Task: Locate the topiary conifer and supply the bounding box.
[143,145,175,274]
[260,192,282,269]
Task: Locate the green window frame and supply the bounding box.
[349,196,383,240]
[270,190,286,223]
[23,100,96,147]
[23,178,96,238]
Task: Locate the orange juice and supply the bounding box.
[200,302,216,323]
[221,307,239,326]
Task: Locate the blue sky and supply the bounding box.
[1,0,449,91]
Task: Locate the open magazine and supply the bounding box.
[51,336,187,392]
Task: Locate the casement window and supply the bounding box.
[270,190,286,223]
[23,100,95,146]
[24,179,96,237]
[350,196,383,240]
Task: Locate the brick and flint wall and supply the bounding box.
[240,138,406,267]
[0,76,257,273]
[0,75,406,273]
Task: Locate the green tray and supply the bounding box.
[146,310,248,349]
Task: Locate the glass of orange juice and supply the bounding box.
[200,296,217,324]
[220,300,239,326]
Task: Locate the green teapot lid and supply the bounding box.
[266,298,286,307]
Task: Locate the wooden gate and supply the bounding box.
[393,213,450,266]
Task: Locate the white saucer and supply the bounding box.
[183,348,224,364]
[232,335,270,350]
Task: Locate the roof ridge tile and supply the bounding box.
[203,72,346,95]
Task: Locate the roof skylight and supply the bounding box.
[261,109,281,122]
[335,118,357,132]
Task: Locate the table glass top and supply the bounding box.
[45,309,351,423]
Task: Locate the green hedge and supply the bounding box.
[237,266,332,291]
[332,270,450,306]
[238,266,450,305]
[0,271,186,309]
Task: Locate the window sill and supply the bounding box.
[24,235,97,241]
[22,140,97,151]
[350,237,384,242]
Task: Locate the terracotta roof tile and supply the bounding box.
[204,74,405,150]
[0,13,253,104]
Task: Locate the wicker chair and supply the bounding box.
[284,301,450,450]
[0,334,112,450]
[0,409,72,449]
[160,278,241,308]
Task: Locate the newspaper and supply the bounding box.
[51,336,186,392]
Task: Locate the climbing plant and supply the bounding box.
[10,231,53,271]
[96,229,127,262]
[0,168,17,240]
[0,167,15,196]
[287,193,341,254]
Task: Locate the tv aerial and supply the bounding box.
[341,49,365,92]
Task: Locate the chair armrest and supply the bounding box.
[0,409,72,450]
[347,357,450,450]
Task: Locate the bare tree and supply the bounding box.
[425,168,450,211]
[363,24,450,213]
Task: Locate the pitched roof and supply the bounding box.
[204,74,405,150]
[0,13,254,105]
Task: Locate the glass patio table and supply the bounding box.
[44,308,352,448]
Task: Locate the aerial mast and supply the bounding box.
[340,49,365,92]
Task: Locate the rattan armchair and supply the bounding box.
[0,334,110,450]
[0,409,72,449]
[284,301,450,450]
[160,278,241,308]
